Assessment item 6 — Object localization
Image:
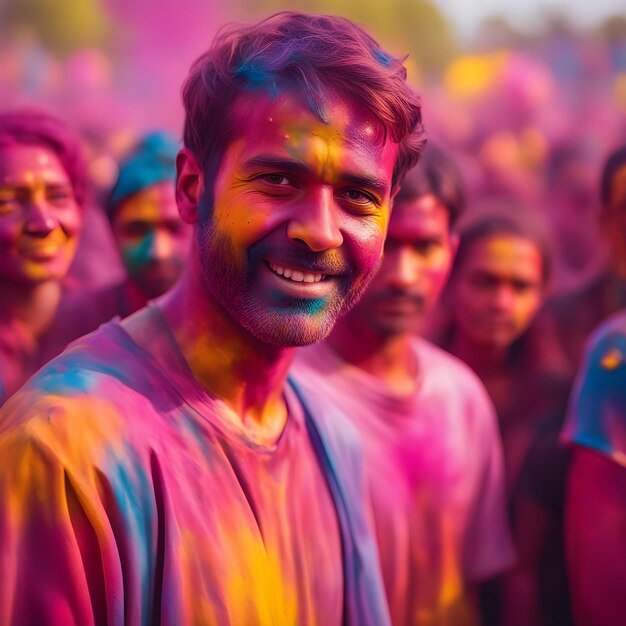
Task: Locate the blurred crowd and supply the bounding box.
[1,3,626,626]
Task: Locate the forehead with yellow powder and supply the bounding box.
[466,234,543,283]
[224,89,396,191]
[0,145,72,189]
[113,181,178,225]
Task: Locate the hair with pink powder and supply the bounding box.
[182,11,425,203]
[0,108,88,207]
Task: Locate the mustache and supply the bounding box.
[250,241,350,275]
[373,288,426,307]
[474,314,516,327]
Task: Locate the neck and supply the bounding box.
[327,316,418,394]
[0,279,62,339]
[158,268,295,442]
[450,330,509,374]
[123,279,150,315]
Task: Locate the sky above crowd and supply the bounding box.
[432,0,626,39]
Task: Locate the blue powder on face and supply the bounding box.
[268,291,328,316]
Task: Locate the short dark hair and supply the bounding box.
[394,144,465,226]
[182,11,425,207]
[451,198,552,285]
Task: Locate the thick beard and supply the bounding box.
[197,223,376,347]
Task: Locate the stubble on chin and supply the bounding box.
[197,221,380,346]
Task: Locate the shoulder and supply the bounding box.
[562,310,626,464]
[589,309,626,345]
[1,322,164,453]
[414,337,492,401]
[58,283,125,315]
[414,338,499,442]
[37,283,127,364]
[576,309,626,384]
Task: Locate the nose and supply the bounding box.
[388,247,420,289]
[23,196,58,237]
[287,188,344,252]
[147,229,173,262]
[492,284,515,312]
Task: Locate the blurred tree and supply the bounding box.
[0,0,112,56]
[236,0,458,78]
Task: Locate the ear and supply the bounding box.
[176,148,203,224]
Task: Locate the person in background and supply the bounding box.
[434,204,572,626]
[38,131,191,358]
[0,12,425,624]
[541,145,626,379]
[294,147,515,626]
[543,140,604,292]
[0,108,86,405]
[435,203,557,436]
[107,131,191,310]
[562,143,626,626]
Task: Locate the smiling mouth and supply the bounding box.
[20,244,65,258]
[268,261,326,283]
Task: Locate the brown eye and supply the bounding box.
[47,191,72,205]
[260,173,291,186]
[413,240,439,255]
[0,200,17,214]
[340,189,375,204]
[121,221,152,237]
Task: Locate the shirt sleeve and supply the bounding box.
[0,378,159,626]
[462,382,516,582]
[0,424,126,625]
[561,322,626,467]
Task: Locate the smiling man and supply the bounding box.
[0,109,86,404]
[293,148,515,626]
[0,12,424,626]
[38,131,192,360]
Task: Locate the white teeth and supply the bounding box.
[269,263,326,284]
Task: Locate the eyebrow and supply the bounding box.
[0,182,73,191]
[242,155,390,194]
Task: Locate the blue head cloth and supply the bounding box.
[108,131,179,218]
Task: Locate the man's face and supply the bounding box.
[451,234,544,350]
[192,89,398,346]
[112,180,191,299]
[342,194,456,337]
[0,144,81,284]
